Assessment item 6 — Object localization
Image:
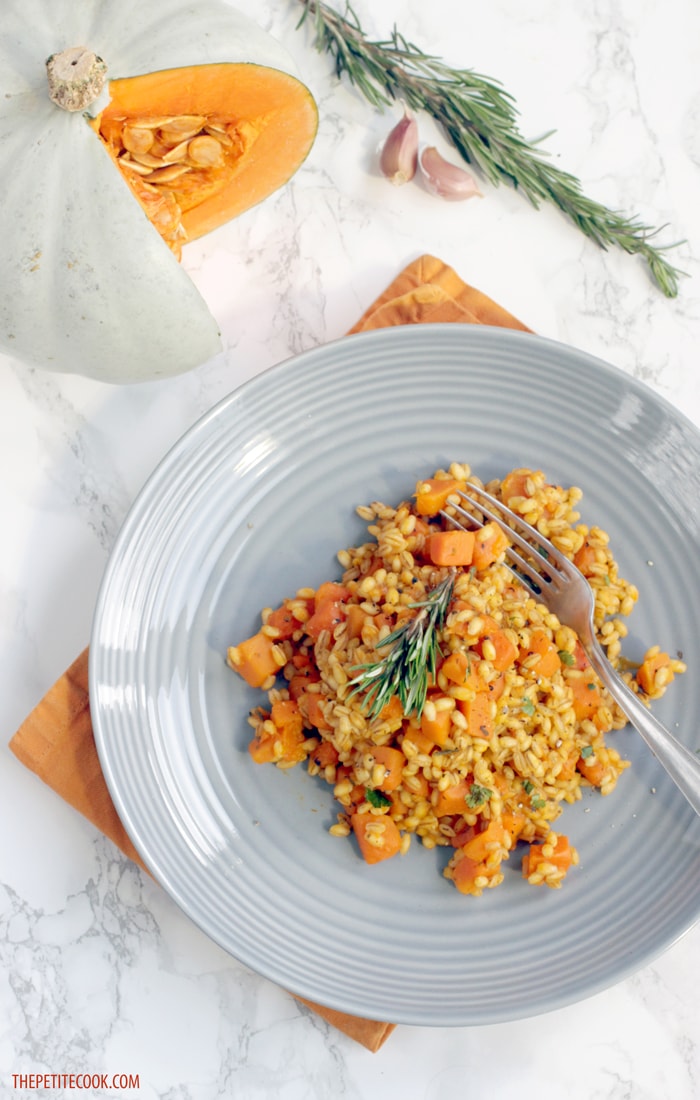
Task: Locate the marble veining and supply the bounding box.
[1,1,699,1097]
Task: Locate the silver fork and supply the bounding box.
[443,482,700,816]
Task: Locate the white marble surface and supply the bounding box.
[2,1,699,1096]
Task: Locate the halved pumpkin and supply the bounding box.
[0,0,318,382]
[92,62,318,258]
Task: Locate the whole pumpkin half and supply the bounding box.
[0,0,318,382]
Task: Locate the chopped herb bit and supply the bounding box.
[603,574,611,585]
[365,788,391,809]
[558,649,575,667]
[522,778,545,809]
[580,745,595,759]
[587,682,596,691]
[466,782,493,809]
[521,697,536,716]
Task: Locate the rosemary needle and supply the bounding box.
[347,572,455,720]
[296,0,684,297]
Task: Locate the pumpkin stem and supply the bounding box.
[46,47,108,112]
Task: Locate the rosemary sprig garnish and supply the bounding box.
[296,0,684,297]
[347,572,455,720]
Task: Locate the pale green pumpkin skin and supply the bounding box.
[0,0,317,382]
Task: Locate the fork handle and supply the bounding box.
[587,648,700,816]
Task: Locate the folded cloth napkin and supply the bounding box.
[9,254,529,1053]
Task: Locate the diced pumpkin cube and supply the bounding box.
[351,813,402,865]
[265,603,304,639]
[447,849,502,895]
[441,650,470,684]
[500,469,534,505]
[305,596,349,642]
[434,777,472,817]
[228,631,280,688]
[427,529,475,566]
[456,691,493,739]
[370,745,406,792]
[477,623,518,672]
[573,537,599,577]
[460,819,506,863]
[287,666,321,700]
[519,628,562,679]
[248,731,278,764]
[576,754,606,787]
[420,698,452,747]
[522,834,574,880]
[636,650,674,696]
[345,603,367,640]
[567,672,604,721]
[472,521,510,570]
[405,727,436,755]
[300,691,332,731]
[308,739,339,769]
[414,477,466,516]
[270,699,306,763]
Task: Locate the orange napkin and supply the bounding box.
[348,254,530,335]
[9,254,530,1053]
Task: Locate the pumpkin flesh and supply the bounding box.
[94,63,318,256]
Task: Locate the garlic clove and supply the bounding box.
[379,106,419,185]
[418,145,481,201]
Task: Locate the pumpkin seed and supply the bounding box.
[146,137,172,159]
[146,164,191,183]
[122,125,155,155]
[128,116,177,129]
[187,134,224,168]
[162,114,206,133]
[159,126,203,145]
[130,151,169,169]
[118,155,153,176]
[161,139,192,164]
[205,125,233,148]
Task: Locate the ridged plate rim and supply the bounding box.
[90,323,700,1027]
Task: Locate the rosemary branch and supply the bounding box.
[296,0,684,297]
[347,573,455,720]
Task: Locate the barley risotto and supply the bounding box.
[228,464,684,897]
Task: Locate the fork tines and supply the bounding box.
[440,482,566,592]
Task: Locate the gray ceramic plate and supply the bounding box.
[91,324,700,1027]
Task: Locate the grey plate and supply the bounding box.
[90,324,700,1027]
